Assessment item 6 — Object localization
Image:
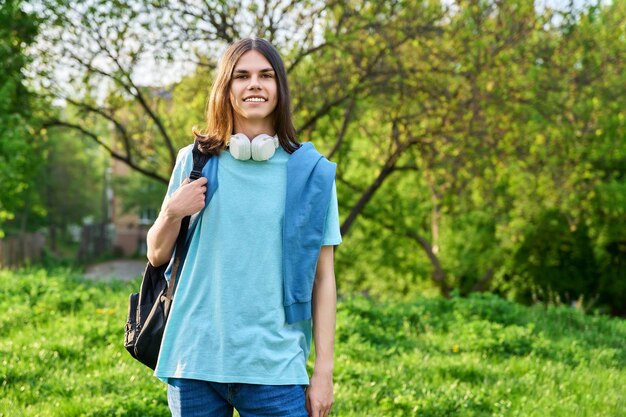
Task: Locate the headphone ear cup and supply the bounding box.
[250,134,277,161]
[229,134,251,160]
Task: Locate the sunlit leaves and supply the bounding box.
[0,0,42,235]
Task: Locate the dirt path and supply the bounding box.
[84,259,147,282]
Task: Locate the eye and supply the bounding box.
[262,73,274,78]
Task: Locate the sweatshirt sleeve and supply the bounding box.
[321,180,342,246]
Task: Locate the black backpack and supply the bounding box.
[124,140,210,369]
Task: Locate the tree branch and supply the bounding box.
[328,98,356,160]
[471,268,495,292]
[340,120,422,237]
[96,35,177,164]
[359,208,450,297]
[43,120,169,184]
[60,95,134,162]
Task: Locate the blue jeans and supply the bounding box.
[167,378,309,417]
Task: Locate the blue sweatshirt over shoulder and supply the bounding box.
[282,142,336,324]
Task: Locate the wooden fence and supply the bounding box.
[0,233,45,268]
[76,223,111,263]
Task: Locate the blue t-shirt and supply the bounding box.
[154,144,342,385]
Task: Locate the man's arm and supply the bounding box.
[306,245,336,417]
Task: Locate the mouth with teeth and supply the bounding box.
[244,96,267,103]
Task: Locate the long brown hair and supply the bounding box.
[193,38,300,155]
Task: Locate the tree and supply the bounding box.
[0,0,42,237]
[25,0,626,313]
[40,126,105,251]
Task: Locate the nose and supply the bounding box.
[247,74,261,89]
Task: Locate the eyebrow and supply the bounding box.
[233,68,275,74]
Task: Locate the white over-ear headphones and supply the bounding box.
[228,133,279,161]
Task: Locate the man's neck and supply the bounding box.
[233,118,275,140]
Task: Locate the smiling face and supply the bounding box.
[229,49,278,135]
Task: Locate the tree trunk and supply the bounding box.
[49,225,57,253]
[364,211,451,298]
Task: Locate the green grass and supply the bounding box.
[1,268,625,416]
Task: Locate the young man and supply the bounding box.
[146,38,341,417]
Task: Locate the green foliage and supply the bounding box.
[40,129,106,231]
[2,269,626,416]
[0,269,168,416]
[332,292,626,416]
[112,172,166,218]
[16,0,626,312]
[321,0,626,313]
[0,0,42,235]
[512,209,598,303]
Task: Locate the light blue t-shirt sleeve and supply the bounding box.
[321,180,342,246]
[165,145,194,199]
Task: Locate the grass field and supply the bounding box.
[1,268,625,416]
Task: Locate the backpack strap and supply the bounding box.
[190,139,210,180]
